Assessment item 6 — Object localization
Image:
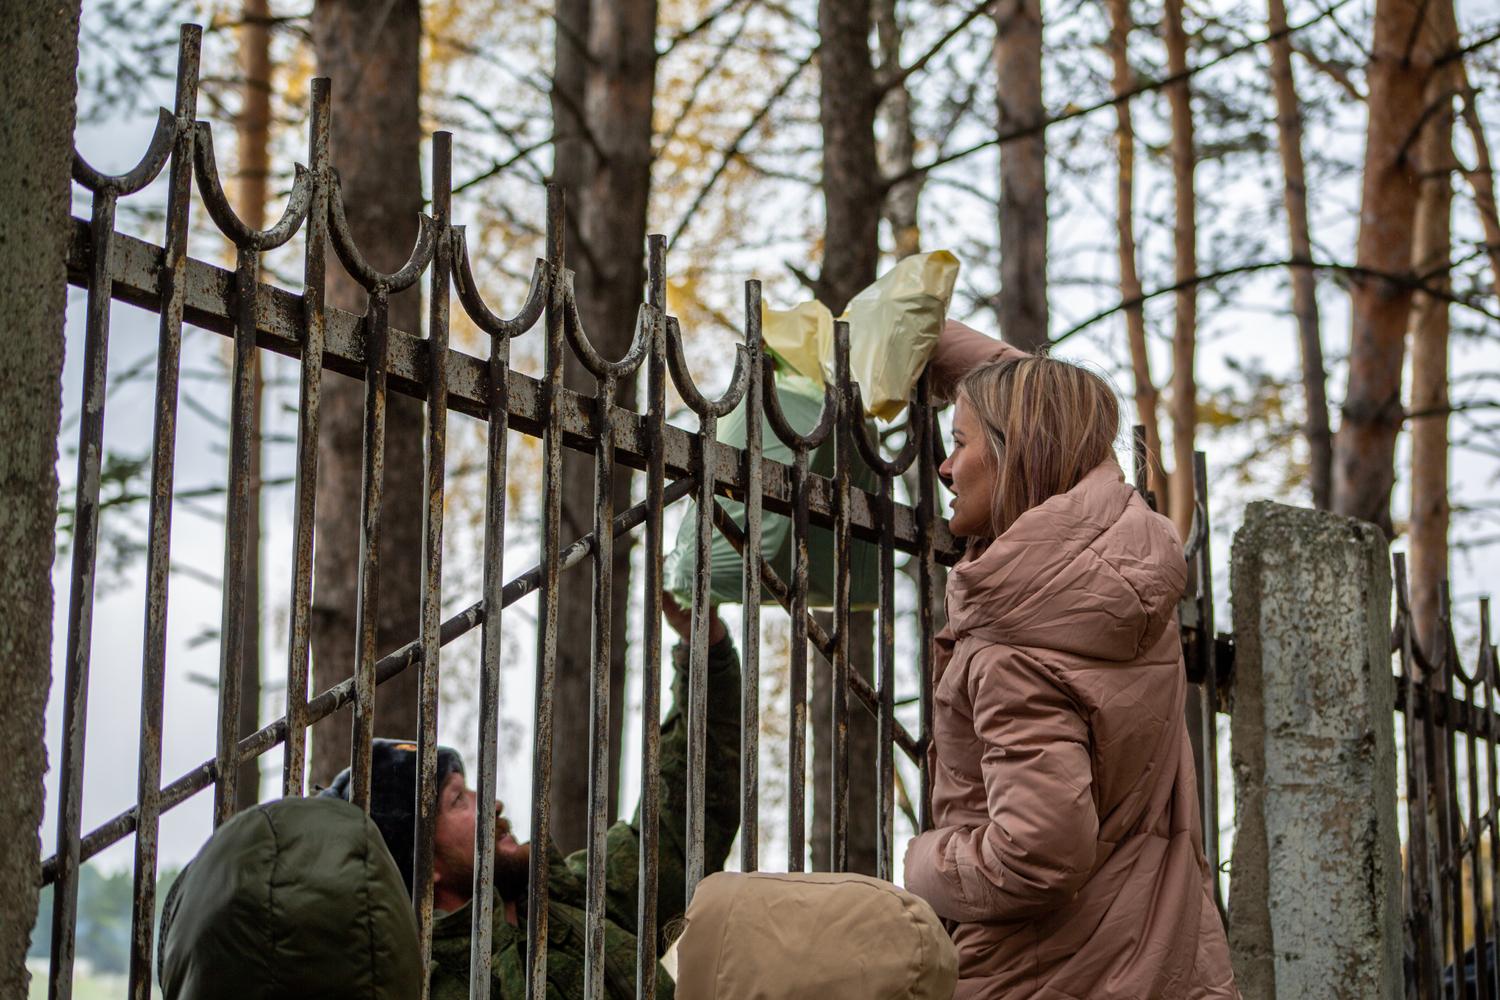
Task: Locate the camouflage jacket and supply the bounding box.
[429,635,742,999]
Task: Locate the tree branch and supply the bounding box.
[1291,42,1364,101]
[875,0,996,98]
[1407,399,1500,419]
[884,0,1358,192]
[665,46,817,253]
[657,11,749,154]
[1052,258,1500,345]
[453,135,552,194]
[660,0,752,56]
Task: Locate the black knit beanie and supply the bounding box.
[319,738,466,896]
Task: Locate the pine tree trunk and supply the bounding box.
[1332,0,1435,533]
[1164,0,1197,538]
[1105,0,1167,505]
[0,1,78,992]
[309,0,426,787]
[545,0,658,854]
[1409,1,1457,655]
[817,0,882,312]
[993,0,1048,352]
[551,0,591,263]
[875,0,922,261]
[1455,78,1500,302]
[235,0,272,812]
[1267,0,1333,510]
[813,0,881,876]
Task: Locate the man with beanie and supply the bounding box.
[322,594,742,998]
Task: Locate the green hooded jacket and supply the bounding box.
[158,796,422,1000]
[429,635,743,999]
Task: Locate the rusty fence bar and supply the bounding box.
[49,87,176,1000]
[849,384,918,881]
[761,360,835,870]
[124,27,200,1000]
[192,117,313,826]
[830,321,853,874]
[1183,451,1222,914]
[412,131,455,991]
[563,270,652,995]
[915,373,939,832]
[281,77,330,800]
[665,315,749,900]
[739,281,765,875]
[636,236,669,1000]
[451,196,549,1000]
[525,185,566,1000]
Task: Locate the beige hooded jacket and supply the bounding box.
[672,871,958,999]
[902,322,1237,999]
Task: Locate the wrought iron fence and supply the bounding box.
[1394,559,1500,1000]
[40,22,1235,1000]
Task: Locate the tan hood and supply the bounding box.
[946,457,1186,663]
[673,871,957,999]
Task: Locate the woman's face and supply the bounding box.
[939,398,1000,538]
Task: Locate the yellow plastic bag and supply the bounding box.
[761,251,960,419]
[839,250,960,420]
[761,299,833,385]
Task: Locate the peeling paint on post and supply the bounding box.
[1227,501,1402,1000]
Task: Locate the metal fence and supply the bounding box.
[38,22,1241,1000]
[1395,559,1500,999]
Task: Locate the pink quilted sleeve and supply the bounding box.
[928,319,1030,405]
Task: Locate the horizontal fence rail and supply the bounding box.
[43,24,974,1000]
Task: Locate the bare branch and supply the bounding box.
[875,0,995,98]
[660,0,752,55]
[885,0,1359,192]
[1291,42,1364,101]
[453,135,552,194]
[665,46,818,253]
[1407,399,1500,419]
[1053,258,1500,345]
[657,11,749,153]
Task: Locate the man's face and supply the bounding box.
[432,771,531,906]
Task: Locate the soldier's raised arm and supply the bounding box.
[569,592,741,958]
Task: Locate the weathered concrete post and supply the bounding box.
[0,1,83,995]
[1227,501,1402,999]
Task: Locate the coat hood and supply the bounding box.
[947,457,1186,662]
[159,796,421,1000]
[672,871,957,999]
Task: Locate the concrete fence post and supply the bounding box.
[1227,501,1402,1000]
[0,0,82,994]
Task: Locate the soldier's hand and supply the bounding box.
[661,590,727,645]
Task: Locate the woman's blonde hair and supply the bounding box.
[956,355,1120,537]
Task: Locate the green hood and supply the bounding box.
[159,796,421,1000]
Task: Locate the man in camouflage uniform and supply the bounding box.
[325,596,740,998]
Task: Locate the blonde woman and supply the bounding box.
[903,321,1238,999]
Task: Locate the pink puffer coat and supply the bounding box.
[902,323,1238,999]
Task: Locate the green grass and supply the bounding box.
[27,960,158,1000]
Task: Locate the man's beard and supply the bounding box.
[494,842,530,901]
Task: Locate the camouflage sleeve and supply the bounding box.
[574,633,742,957]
